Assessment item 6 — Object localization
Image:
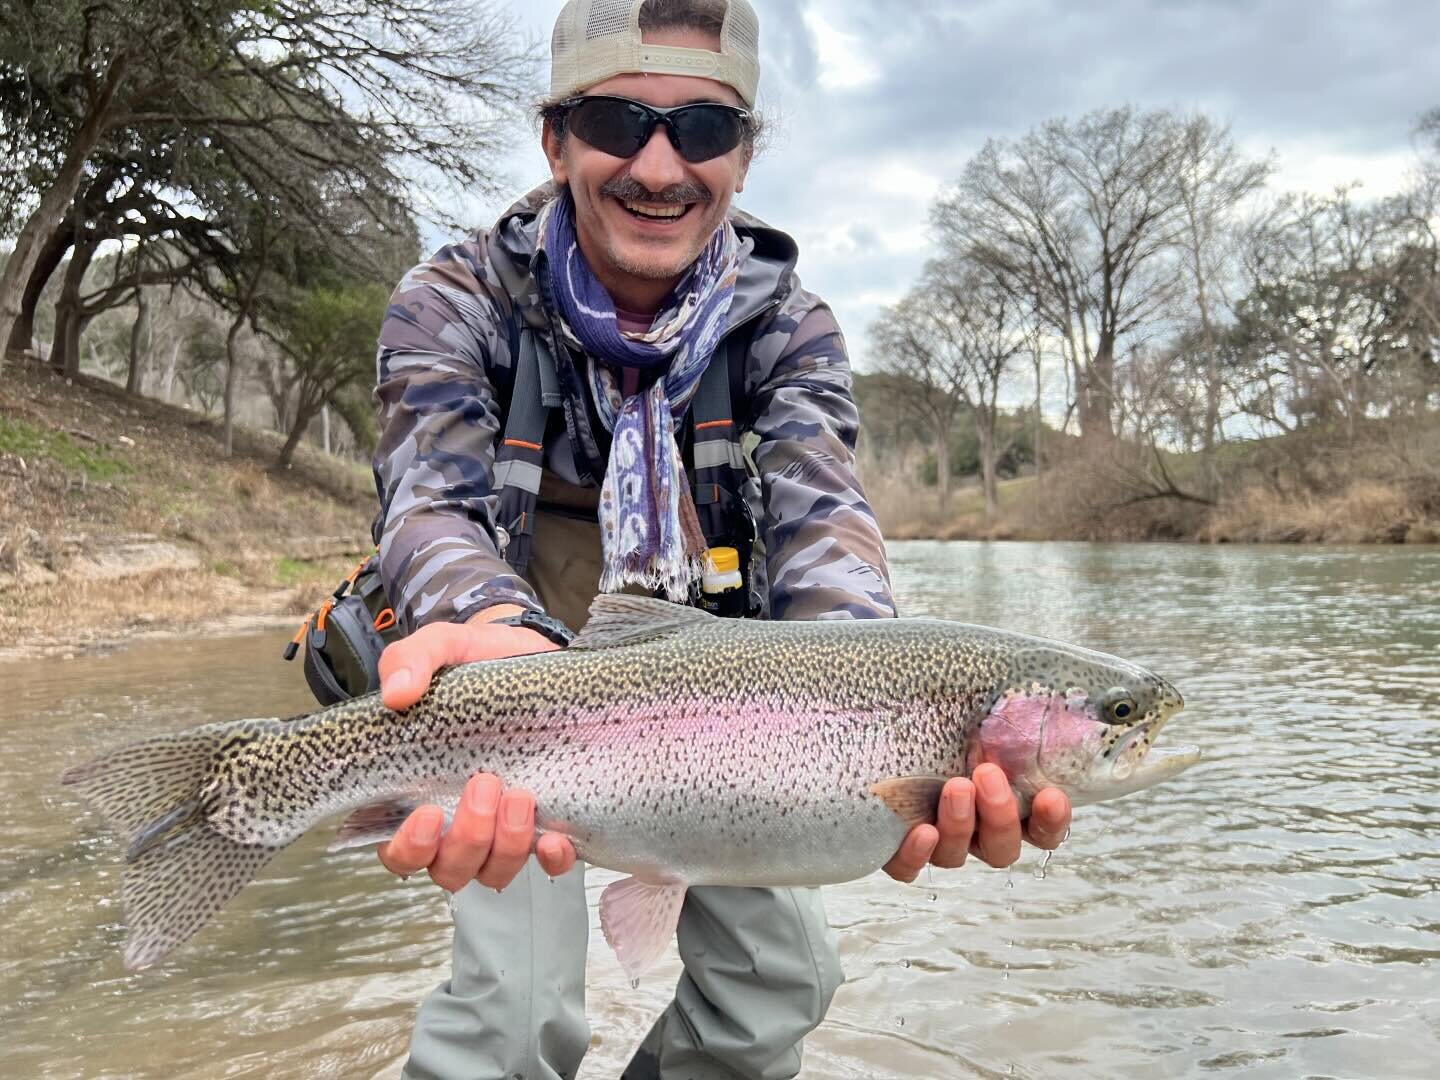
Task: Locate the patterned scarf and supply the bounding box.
[540,191,742,600]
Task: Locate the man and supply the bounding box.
[369,2,1071,1077]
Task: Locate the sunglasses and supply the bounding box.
[560,95,752,164]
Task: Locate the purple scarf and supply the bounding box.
[540,191,741,600]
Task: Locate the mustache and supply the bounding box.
[599,176,712,205]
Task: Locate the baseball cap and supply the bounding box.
[550,0,761,108]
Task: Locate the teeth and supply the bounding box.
[624,201,686,219]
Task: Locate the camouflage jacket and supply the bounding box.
[374,183,895,630]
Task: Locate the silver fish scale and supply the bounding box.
[206,615,1170,887]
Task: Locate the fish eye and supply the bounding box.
[1101,688,1138,724]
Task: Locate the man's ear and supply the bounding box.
[735,155,750,195]
[542,119,568,186]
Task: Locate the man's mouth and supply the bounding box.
[618,198,693,223]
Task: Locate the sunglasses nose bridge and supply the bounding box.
[627,116,690,184]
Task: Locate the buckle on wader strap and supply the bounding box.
[494,328,560,576]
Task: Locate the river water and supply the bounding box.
[2,541,1437,1078]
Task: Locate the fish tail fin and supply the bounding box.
[62,724,285,970]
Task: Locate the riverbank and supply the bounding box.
[0,356,374,658]
[868,425,1440,545]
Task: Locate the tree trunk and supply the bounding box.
[1079,336,1117,442]
[126,285,149,394]
[977,413,999,521]
[49,240,98,377]
[5,224,74,357]
[0,52,128,365]
[161,340,181,402]
[1033,336,1044,480]
[278,398,321,470]
[934,419,951,512]
[223,315,245,456]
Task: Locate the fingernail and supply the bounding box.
[386,669,412,695]
[504,795,531,828]
[467,776,500,814]
[975,769,1006,801]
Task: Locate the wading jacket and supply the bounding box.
[373,183,896,631]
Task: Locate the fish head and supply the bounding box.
[973,640,1199,810]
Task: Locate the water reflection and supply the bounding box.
[2,542,1437,1077]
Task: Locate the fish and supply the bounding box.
[62,594,1200,976]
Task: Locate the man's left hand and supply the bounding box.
[882,763,1071,882]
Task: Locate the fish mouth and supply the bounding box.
[1110,715,1201,790]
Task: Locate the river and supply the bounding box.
[2,541,1437,1078]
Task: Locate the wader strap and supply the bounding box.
[690,334,751,546]
[494,328,551,575]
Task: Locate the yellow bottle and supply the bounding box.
[700,546,746,617]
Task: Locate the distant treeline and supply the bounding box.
[865,107,1440,539]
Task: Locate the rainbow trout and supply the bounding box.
[64,595,1199,975]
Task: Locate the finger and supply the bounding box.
[929,778,976,869]
[377,805,445,877]
[475,789,535,891]
[426,775,501,892]
[1024,787,1072,850]
[882,823,938,883]
[972,764,1023,869]
[535,832,577,878]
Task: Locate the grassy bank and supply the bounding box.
[0,356,376,657]
[867,420,1440,545]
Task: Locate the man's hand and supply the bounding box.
[882,763,1071,883]
[375,607,578,891]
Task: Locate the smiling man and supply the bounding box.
[370,2,1071,1078]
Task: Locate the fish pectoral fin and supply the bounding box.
[599,876,687,983]
[572,595,714,651]
[328,798,426,852]
[870,775,951,828]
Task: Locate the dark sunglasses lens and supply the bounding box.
[568,99,651,157]
[670,106,746,162]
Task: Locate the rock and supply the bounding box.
[117,435,136,448]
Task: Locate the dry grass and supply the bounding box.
[1202,480,1440,544]
[1,356,376,651]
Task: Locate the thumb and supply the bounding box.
[379,622,471,710]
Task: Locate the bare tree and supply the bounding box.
[925,260,1028,519]
[934,107,1192,444]
[1172,114,1272,495]
[869,296,968,509]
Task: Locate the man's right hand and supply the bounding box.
[375,607,578,891]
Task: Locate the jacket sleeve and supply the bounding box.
[746,291,897,621]
[372,242,543,632]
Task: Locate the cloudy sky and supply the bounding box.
[456,0,1440,370]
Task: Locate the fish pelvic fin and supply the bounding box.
[870,775,950,829]
[599,876,687,983]
[62,722,287,969]
[328,797,426,852]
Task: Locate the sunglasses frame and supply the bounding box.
[558,94,753,163]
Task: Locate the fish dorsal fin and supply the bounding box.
[571,595,715,651]
[870,776,950,828]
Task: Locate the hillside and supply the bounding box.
[0,355,376,658]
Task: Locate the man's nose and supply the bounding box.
[626,123,687,192]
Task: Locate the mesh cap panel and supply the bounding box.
[550,0,760,107]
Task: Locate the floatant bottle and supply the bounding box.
[699,546,747,618]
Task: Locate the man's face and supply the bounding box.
[543,28,751,306]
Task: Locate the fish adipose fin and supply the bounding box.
[572,595,714,651]
[599,876,688,982]
[328,798,426,851]
[62,723,287,970]
[870,775,950,828]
